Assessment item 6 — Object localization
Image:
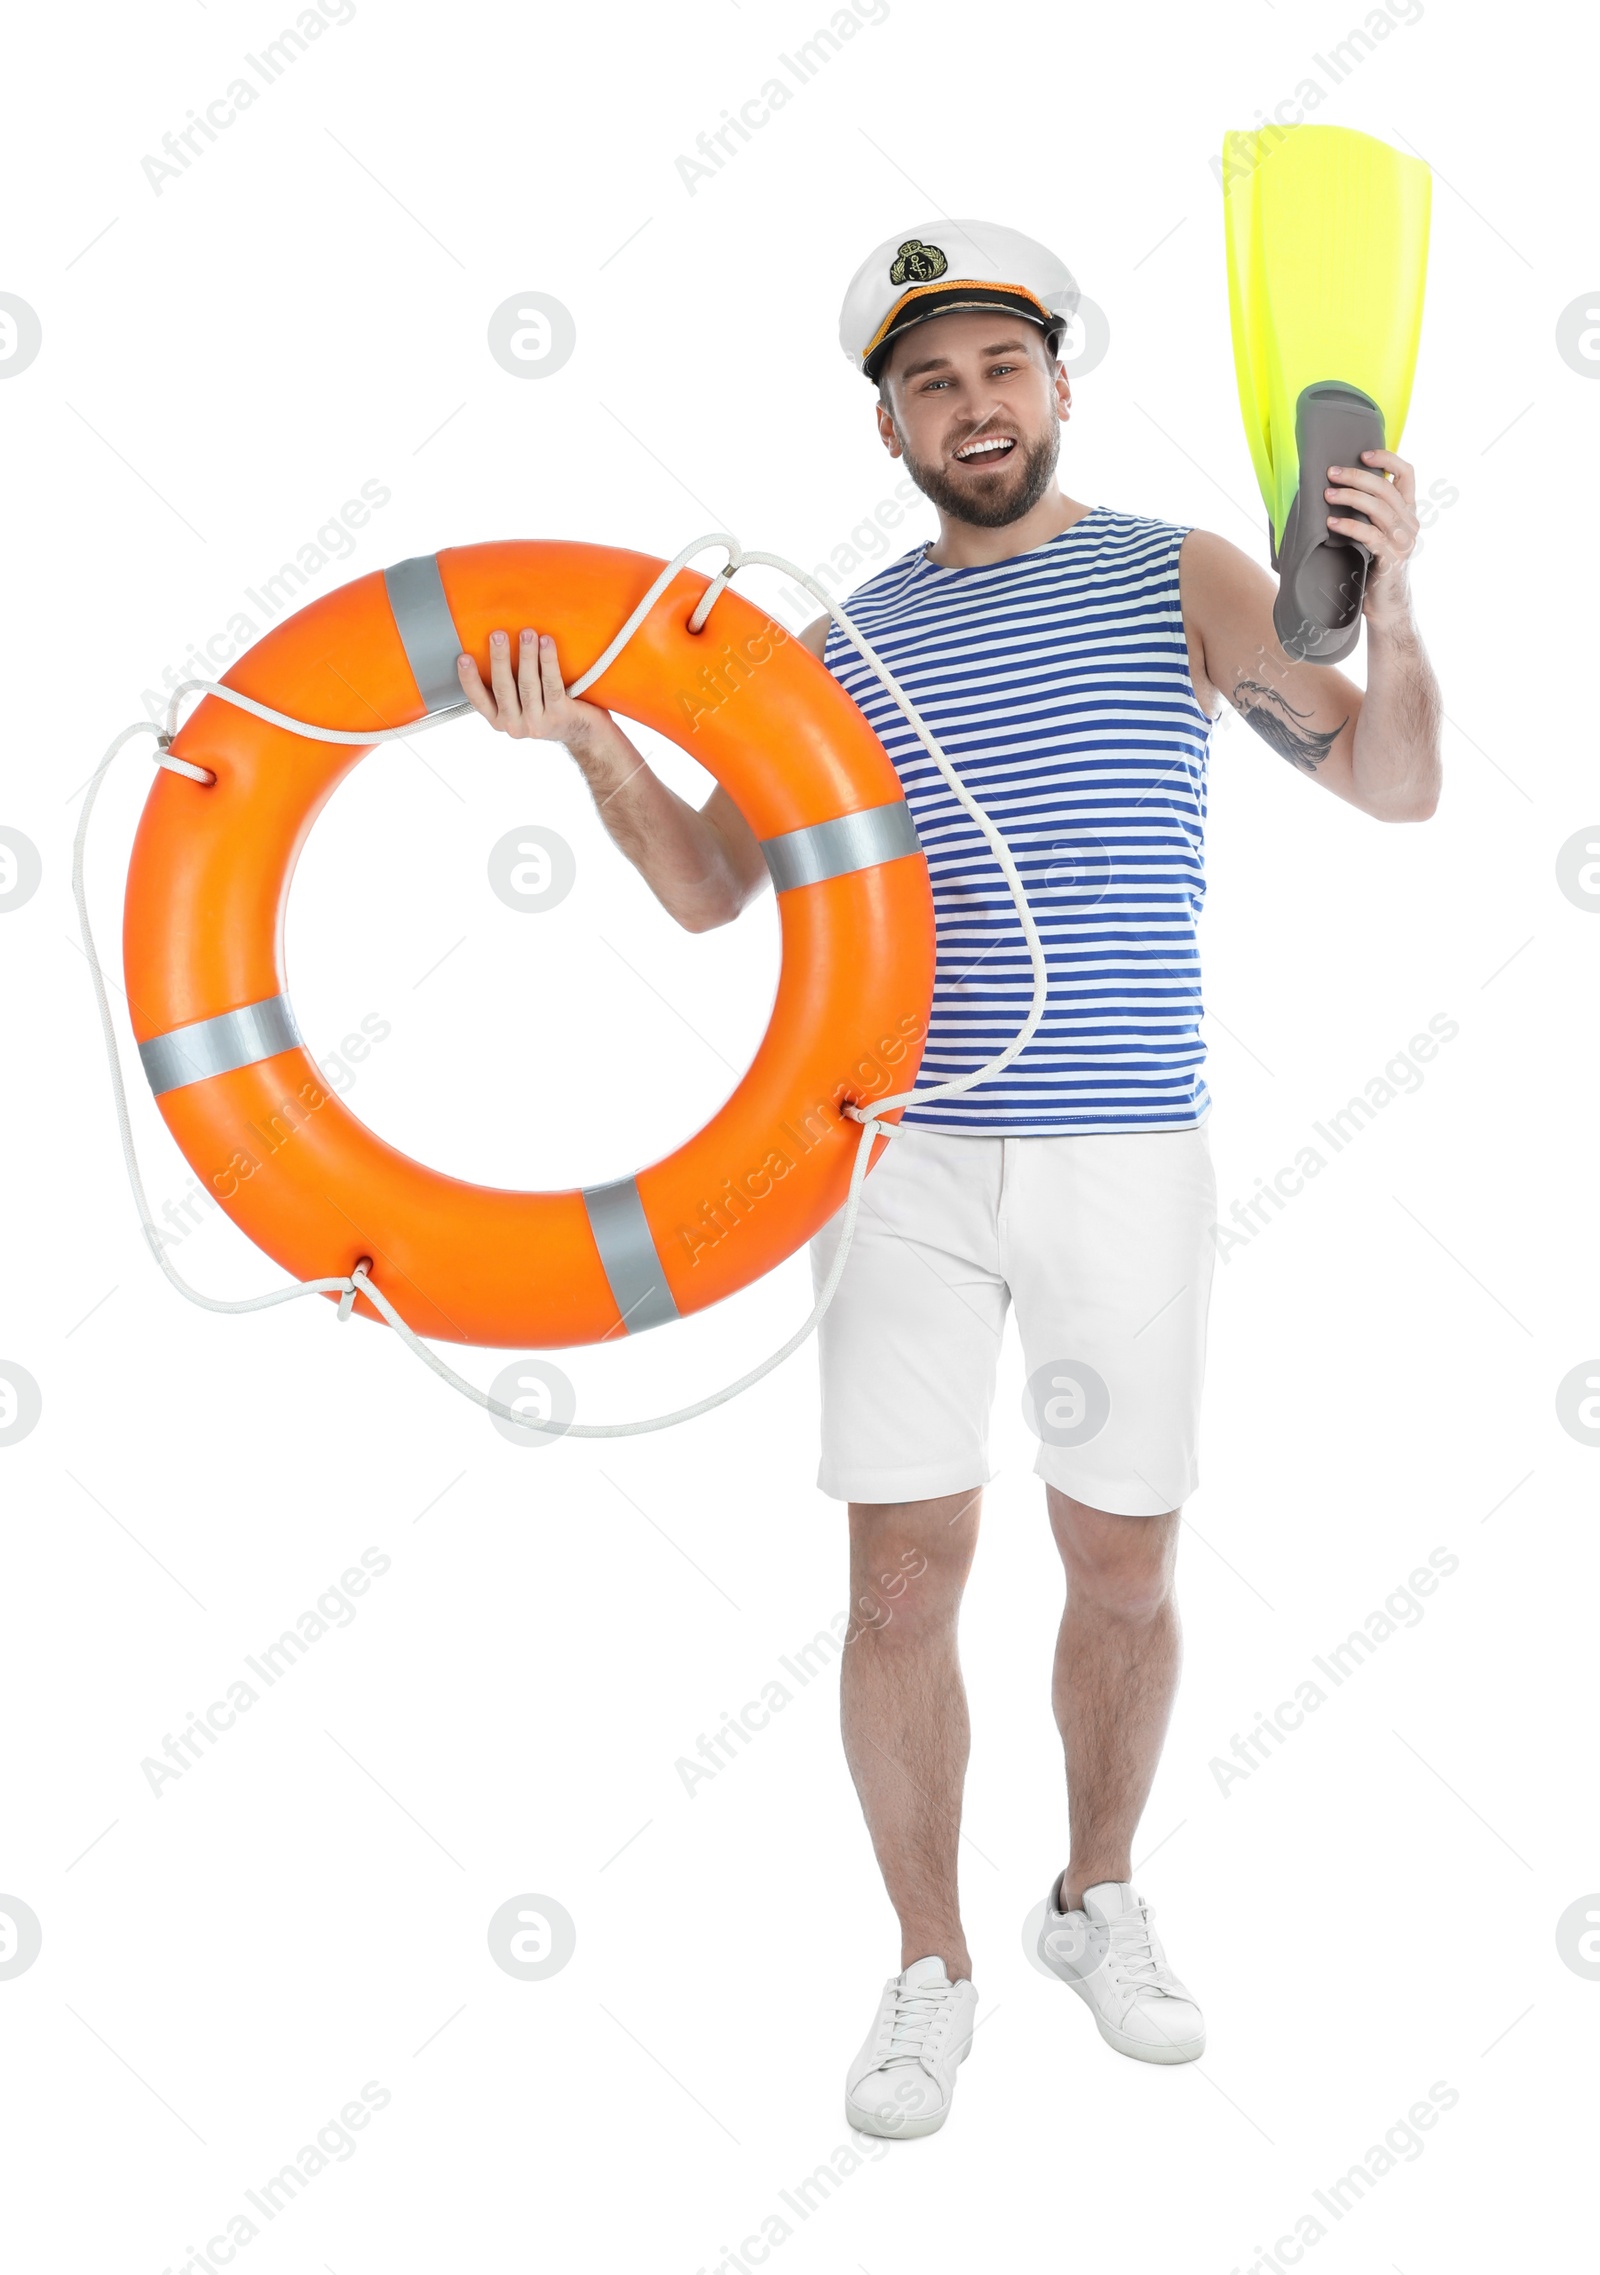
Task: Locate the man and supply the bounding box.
[458,219,1441,2139]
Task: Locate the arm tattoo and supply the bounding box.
[1230,678,1348,775]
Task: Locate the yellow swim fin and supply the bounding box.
[1222,125,1431,663]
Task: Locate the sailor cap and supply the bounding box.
[839,218,1080,381]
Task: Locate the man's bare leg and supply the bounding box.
[1045,1488,1182,1911]
[840,1489,983,1981]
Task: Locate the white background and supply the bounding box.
[2,0,1594,2267]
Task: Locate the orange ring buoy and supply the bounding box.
[123,541,935,1347]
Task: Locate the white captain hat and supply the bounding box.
[839,218,1080,382]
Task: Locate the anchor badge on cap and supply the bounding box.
[889,239,948,285]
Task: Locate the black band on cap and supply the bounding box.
[865,289,1063,381]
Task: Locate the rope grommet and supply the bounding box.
[153,734,217,787]
[686,555,740,634]
[843,1103,900,1138]
[337,1259,373,1322]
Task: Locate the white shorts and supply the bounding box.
[809,1123,1217,1516]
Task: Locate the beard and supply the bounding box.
[897,419,1062,529]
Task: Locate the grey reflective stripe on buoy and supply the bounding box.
[759,799,921,894]
[139,993,303,1098]
[582,1176,680,1334]
[384,553,467,713]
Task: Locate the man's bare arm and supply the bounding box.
[1182,449,1441,823]
[456,625,769,930]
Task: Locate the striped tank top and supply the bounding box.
[823,507,1214,1135]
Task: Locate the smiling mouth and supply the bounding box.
[953,434,1018,467]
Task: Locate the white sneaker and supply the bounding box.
[844,1956,977,2138]
[1037,1877,1205,2064]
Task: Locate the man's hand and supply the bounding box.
[1324,448,1420,628]
[451,622,767,930]
[456,626,611,753]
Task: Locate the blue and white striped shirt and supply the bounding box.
[824,507,1214,1135]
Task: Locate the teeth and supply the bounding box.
[957,437,1013,460]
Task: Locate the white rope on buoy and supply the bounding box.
[73,534,1052,1436]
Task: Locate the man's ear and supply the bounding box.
[1054,362,1072,422]
[875,398,903,458]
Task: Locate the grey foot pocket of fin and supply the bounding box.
[1273,382,1385,665]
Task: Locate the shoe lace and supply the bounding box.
[883,1977,953,2063]
[1104,1903,1173,1996]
